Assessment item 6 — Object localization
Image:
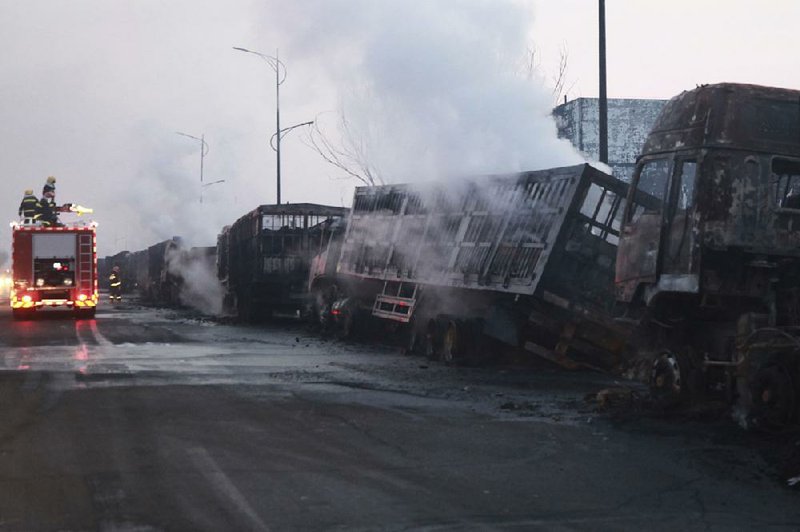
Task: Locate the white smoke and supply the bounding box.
[257,0,583,182]
[165,246,225,316]
[0,1,583,259]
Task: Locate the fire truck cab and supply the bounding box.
[10,220,98,320]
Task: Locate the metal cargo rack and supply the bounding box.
[337,164,630,303]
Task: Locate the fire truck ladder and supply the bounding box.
[78,233,93,294]
[372,281,419,323]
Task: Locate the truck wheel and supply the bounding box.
[649,351,690,408]
[75,308,96,320]
[748,363,796,430]
[440,321,461,365]
[337,310,355,339]
[423,319,439,360]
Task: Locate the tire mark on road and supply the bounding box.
[187,446,270,532]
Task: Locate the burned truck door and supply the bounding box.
[661,159,698,277]
[615,157,672,302]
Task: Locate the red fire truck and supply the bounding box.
[10,220,98,320]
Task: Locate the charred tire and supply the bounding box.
[337,310,355,340]
[440,320,461,365]
[423,319,440,360]
[649,351,691,408]
[748,363,796,430]
[75,308,96,320]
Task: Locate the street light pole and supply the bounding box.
[275,49,281,205]
[598,0,608,165]
[176,131,210,203]
[201,179,226,202]
[234,46,287,204]
[269,121,314,152]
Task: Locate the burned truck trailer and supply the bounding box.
[218,203,347,321]
[312,164,653,368]
[616,83,800,427]
[128,237,185,305]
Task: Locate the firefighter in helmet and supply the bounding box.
[109,266,122,303]
[34,185,59,227]
[18,189,38,220]
[34,176,70,227]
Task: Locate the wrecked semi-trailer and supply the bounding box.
[311,82,800,428]
[128,237,185,305]
[309,163,654,369]
[123,239,217,307]
[616,83,800,428]
[217,203,347,321]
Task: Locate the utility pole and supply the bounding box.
[275,49,282,204]
[598,0,608,164]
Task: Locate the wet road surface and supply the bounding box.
[0,301,798,530]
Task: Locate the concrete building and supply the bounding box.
[553,98,666,182]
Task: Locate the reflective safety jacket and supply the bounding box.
[18,194,38,218]
[34,197,58,226]
[109,272,122,288]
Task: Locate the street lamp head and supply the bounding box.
[233,46,251,53]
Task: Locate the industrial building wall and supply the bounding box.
[553,98,666,182]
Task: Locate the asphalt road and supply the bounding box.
[0,300,798,531]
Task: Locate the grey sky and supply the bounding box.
[1,1,797,259]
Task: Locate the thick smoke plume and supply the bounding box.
[0,1,582,260]
[262,0,583,182]
[165,246,225,316]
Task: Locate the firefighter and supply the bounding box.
[34,187,59,227]
[43,175,56,194]
[18,189,38,220]
[109,266,122,303]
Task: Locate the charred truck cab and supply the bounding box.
[616,83,800,427]
[218,204,347,321]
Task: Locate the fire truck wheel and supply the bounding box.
[75,308,96,320]
[12,309,33,321]
[748,363,796,430]
[649,351,690,408]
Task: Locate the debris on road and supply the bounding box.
[593,387,639,409]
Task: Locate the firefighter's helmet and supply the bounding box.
[46,176,56,184]
[24,189,33,195]
[113,266,120,272]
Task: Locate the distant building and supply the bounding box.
[553,98,667,182]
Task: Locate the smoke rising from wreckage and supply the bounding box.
[101,83,800,437]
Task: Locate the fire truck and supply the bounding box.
[10,218,98,320]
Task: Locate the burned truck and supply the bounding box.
[617,83,800,427]
[309,164,653,369]
[218,203,347,321]
[312,82,800,428]
[129,238,184,304]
